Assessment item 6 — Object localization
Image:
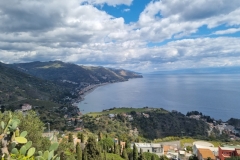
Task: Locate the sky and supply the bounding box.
[0,0,240,73]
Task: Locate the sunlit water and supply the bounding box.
[78,74,240,121]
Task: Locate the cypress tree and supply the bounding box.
[125,141,129,148]
[68,133,73,143]
[76,142,82,160]
[77,132,81,139]
[114,142,119,155]
[104,151,107,160]
[122,148,128,160]
[60,152,65,160]
[81,133,85,144]
[83,147,88,160]
[98,131,103,141]
[151,155,156,160]
[133,144,138,160]
[139,148,145,160]
[84,136,102,160]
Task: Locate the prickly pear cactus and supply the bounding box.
[0,112,28,159]
[35,143,60,160]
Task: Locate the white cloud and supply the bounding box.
[137,0,240,42]
[0,0,240,72]
[80,0,133,6]
[123,8,130,12]
[213,28,240,35]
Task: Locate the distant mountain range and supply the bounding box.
[0,61,142,129]
[0,61,142,108]
[8,61,142,85]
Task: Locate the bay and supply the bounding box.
[77,74,240,121]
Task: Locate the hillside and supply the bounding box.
[0,61,142,130]
[0,62,80,129]
[9,61,142,89]
[0,62,70,106]
[83,107,209,140]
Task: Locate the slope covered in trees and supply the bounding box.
[9,61,142,89]
[0,62,70,106]
[83,108,209,140]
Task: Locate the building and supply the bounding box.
[131,143,164,157]
[193,141,218,157]
[218,146,240,160]
[197,148,216,160]
[22,103,32,111]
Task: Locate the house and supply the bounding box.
[22,104,32,111]
[164,145,179,159]
[109,114,115,118]
[218,146,240,160]
[193,141,218,157]
[127,115,133,121]
[142,113,150,118]
[197,148,216,160]
[131,143,164,157]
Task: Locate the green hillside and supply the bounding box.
[9,61,142,89]
[0,62,69,106]
[83,107,209,140]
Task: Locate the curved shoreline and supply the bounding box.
[72,82,112,106]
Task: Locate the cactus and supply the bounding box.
[27,147,36,157]
[15,137,28,144]
[35,142,60,160]
[1,112,60,160]
[0,112,30,159]
[49,143,59,152]
[20,131,28,137]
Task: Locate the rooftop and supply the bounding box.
[198,148,215,159]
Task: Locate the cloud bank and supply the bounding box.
[0,0,240,72]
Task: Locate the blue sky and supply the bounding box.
[0,0,240,72]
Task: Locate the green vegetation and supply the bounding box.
[9,61,142,87]
[0,111,59,160]
[87,107,167,117]
[84,108,209,140]
[132,111,209,139]
[0,61,143,131]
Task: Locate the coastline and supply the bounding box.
[72,82,112,106]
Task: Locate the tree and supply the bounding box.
[133,144,138,160]
[57,137,75,159]
[122,148,129,160]
[104,151,107,160]
[11,111,51,151]
[151,155,156,160]
[139,148,146,160]
[81,133,85,143]
[68,133,73,143]
[99,137,114,152]
[98,131,103,141]
[77,132,82,139]
[143,152,159,160]
[125,141,129,148]
[76,142,82,160]
[189,155,198,160]
[82,147,88,160]
[114,142,120,155]
[84,136,102,160]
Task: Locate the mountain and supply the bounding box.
[9,61,142,87]
[1,61,142,130]
[0,62,70,109]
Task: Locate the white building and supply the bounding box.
[131,143,164,157]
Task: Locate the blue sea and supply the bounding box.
[78,74,240,121]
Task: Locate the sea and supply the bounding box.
[77,74,240,121]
